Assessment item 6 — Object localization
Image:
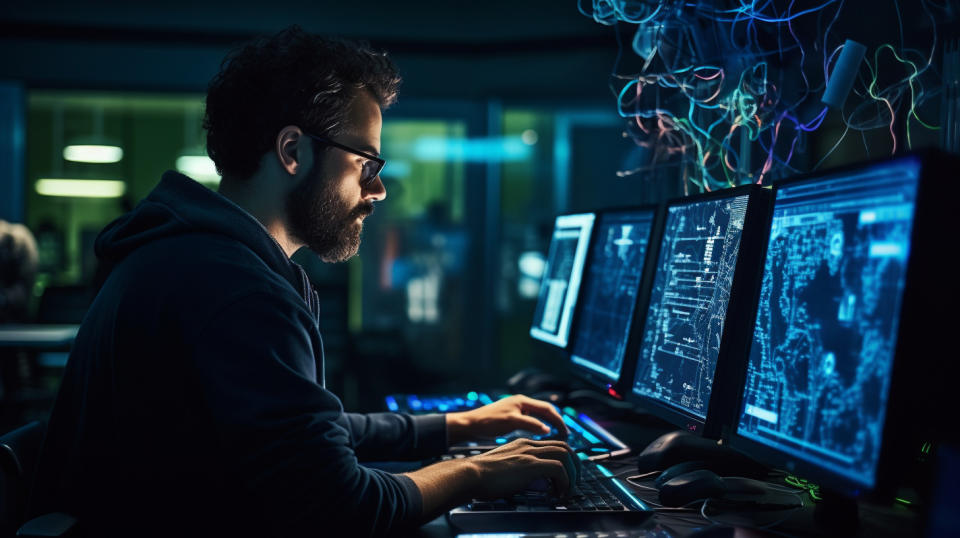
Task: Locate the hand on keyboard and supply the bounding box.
[469,438,579,499]
[446,394,570,444]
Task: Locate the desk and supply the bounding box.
[408,457,919,537]
[401,404,919,537]
[0,324,80,350]
[0,324,78,430]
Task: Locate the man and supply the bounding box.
[29,26,577,536]
[0,220,37,324]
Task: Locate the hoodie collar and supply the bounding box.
[95,171,318,314]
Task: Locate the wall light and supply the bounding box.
[413,136,532,162]
[36,178,126,198]
[63,144,123,164]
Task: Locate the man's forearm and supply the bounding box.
[402,458,480,520]
[445,412,472,445]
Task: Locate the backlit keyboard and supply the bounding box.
[386,391,630,459]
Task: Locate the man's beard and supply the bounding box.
[285,165,374,263]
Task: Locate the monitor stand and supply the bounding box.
[814,488,859,534]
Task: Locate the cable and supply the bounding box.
[584,0,945,190]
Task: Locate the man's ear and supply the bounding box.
[275,125,305,176]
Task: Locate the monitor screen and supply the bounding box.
[570,209,656,382]
[632,193,750,420]
[736,159,919,489]
[530,213,595,347]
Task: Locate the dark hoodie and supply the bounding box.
[28,172,446,537]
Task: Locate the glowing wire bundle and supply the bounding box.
[581,0,944,191]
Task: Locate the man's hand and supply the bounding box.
[469,438,579,499]
[404,438,578,519]
[445,394,569,444]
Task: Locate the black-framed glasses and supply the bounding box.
[305,133,385,186]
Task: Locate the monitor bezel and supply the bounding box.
[566,204,662,392]
[529,211,596,349]
[624,183,773,439]
[724,151,952,500]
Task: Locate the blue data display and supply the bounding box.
[736,160,919,488]
[530,213,594,348]
[632,194,750,419]
[570,210,655,381]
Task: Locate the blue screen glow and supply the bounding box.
[736,159,919,488]
[530,213,595,347]
[570,210,655,381]
[632,194,750,419]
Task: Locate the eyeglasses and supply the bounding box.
[304,133,385,186]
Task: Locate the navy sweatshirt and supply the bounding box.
[28,171,446,537]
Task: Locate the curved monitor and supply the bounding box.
[733,158,921,493]
[530,213,595,348]
[569,208,656,384]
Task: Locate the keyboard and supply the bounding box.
[385,391,630,460]
[447,460,652,533]
[385,391,497,413]
[457,530,660,538]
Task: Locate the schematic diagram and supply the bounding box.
[571,212,654,380]
[633,194,749,418]
[737,165,918,486]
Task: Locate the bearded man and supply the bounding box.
[28,26,575,537]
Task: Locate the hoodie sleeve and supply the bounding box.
[339,412,447,461]
[190,289,423,536]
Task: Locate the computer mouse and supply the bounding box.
[654,460,710,489]
[720,476,768,495]
[658,469,727,507]
[636,430,766,477]
[506,368,570,394]
[636,431,707,472]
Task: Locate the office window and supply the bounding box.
[26,91,208,291]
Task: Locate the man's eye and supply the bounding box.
[361,161,377,180]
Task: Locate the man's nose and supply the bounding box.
[363,175,386,202]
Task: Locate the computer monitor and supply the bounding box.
[530,212,595,348]
[730,154,947,498]
[628,184,772,438]
[568,207,659,389]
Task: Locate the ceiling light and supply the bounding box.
[36,178,126,198]
[63,144,123,164]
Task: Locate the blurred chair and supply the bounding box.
[0,420,77,537]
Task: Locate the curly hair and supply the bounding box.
[204,26,401,180]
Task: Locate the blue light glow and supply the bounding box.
[611,478,650,510]
[412,136,532,162]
